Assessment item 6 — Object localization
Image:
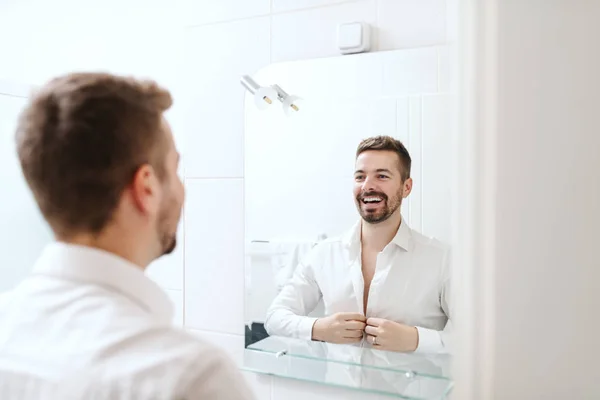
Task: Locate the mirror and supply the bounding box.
[243,48,455,398]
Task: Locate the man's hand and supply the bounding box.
[364,317,418,352]
[311,312,366,344]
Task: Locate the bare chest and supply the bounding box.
[361,248,379,313]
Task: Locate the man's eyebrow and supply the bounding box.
[354,169,394,174]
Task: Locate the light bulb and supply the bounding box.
[241,77,304,115]
[254,86,278,110]
[240,75,277,110]
[271,84,302,116]
[282,95,303,116]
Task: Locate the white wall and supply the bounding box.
[0,85,53,293]
[457,1,600,399]
[0,1,453,399]
[0,0,187,326]
[493,2,600,399]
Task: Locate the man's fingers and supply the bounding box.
[364,325,378,336]
[343,329,364,338]
[366,317,384,327]
[341,312,366,322]
[366,334,381,346]
[346,320,366,330]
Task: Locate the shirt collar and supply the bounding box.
[31,242,174,323]
[343,216,413,252]
[391,217,413,251]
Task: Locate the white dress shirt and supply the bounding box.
[265,218,452,353]
[0,242,254,400]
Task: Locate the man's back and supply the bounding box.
[0,243,253,400]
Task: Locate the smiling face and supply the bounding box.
[353,150,412,224]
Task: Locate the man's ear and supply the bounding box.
[130,164,161,215]
[402,177,413,198]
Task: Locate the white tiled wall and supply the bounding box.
[182,17,270,177]
[184,178,245,335]
[271,1,378,62]
[377,0,446,50]
[383,47,439,95]
[0,1,453,399]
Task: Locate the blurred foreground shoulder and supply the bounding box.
[175,329,256,400]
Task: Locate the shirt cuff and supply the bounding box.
[298,317,319,340]
[414,326,443,353]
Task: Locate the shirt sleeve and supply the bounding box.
[264,257,322,340]
[414,247,453,354]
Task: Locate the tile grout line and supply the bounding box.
[419,96,424,232]
[185,176,244,180]
[188,327,245,338]
[182,198,187,328]
[437,48,441,92]
[375,0,380,51]
[0,92,28,99]
[269,0,274,64]
[184,0,365,29]
[394,98,398,137]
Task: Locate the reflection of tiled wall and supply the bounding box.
[246,49,454,253]
[0,1,454,399]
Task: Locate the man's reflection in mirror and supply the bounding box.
[265,135,452,354]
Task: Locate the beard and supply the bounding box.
[161,233,177,255]
[157,201,180,256]
[356,189,403,224]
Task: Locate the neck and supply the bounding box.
[59,226,153,269]
[361,211,402,252]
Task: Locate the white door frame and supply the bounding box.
[452,1,498,399]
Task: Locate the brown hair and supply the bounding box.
[356,135,412,181]
[15,72,173,237]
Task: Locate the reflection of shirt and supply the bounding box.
[271,239,318,292]
[0,243,254,400]
[265,217,452,353]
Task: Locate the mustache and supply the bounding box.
[356,191,388,201]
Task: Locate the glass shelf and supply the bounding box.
[248,336,452,378]
[244,336,453,399]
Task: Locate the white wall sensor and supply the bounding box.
[337,22,370,55]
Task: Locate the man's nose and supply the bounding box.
[362,176,376,192]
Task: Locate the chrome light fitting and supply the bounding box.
[240,75,301,114]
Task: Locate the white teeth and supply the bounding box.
[363,197,382,203]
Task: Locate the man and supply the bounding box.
[265,136,451,354]
[0,73,254,399]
